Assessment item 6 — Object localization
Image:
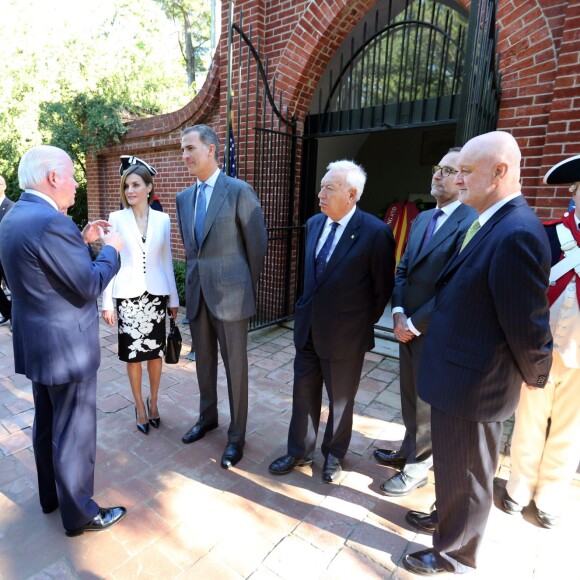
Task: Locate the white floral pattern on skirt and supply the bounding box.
[116,292,167,362]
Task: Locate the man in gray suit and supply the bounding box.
[375,148,476,509]
[176,125,268,469]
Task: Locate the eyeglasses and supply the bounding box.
[432,165,459,178]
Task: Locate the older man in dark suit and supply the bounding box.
[176,125,268,469]
[0,174,15,325]
[375,148,477,504]
[0,145,126,536]
[269,160,395,483]
[402,131,553,575]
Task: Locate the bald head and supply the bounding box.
[455,131,522,214]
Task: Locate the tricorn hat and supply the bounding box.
[543,154,580,185]
[119,155,157,176]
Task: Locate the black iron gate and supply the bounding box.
[226,9,302,329]
[456,0,502,144]
[306,0,470,136]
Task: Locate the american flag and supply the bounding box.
[222,120,237,178]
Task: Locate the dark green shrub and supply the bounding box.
[173,259,186,306]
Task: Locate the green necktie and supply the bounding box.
[460,219,481,252]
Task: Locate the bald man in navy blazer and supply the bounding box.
[0,145,127,537]
[403,132,552,575]
[269,160,395,483]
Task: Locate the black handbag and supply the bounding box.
[165,316,182,364]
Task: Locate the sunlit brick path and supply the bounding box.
[0,310,577,579]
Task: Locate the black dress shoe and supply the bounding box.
[269,454,314,475]
[65,506,127,537]
[536,508,559,529]
[147,397,160,429]
[501,490,524,515]
[322,456,342,483]
[221,442,243,469]
[135,407,149,435]
[402,549,454,575]
[373,448,407,469]
[406,509,437,534]
[42,504,59,514]
[380,471,428,497]
[181,421,218,444]
[0,316,9,326]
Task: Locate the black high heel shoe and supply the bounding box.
[147,397,160,429]
[135,406,149,435]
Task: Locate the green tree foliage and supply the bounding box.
[0,0,205,225]
[153,0,213,91]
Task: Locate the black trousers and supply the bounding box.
[288,334,365,460]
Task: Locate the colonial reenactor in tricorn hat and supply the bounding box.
[503,154,580,529]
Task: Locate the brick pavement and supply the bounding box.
[0,312,578,579]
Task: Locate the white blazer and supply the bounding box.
[102,208,179,310]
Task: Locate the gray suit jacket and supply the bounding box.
[176,172,268,322]
[392,203,477,334]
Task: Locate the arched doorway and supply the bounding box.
[300,0,500,334]
[302,0,501,221]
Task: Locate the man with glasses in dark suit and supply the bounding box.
[375,149,476,513]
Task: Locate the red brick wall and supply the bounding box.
[88,0,579,253]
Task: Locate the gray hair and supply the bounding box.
[182,125,220,163]
[327,159,367,201]
[18,145,70,190]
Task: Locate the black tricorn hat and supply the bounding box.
[119,155,157,176]
[544,154,580,185]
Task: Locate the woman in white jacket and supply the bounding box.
[102,157,179,434]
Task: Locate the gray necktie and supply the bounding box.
[194,182,207,245]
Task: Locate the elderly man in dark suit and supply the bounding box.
[176,125,268,469]
[269,160,395,483]
[0,174,15,325]
[0,145,126,537]
[375,148,477,505]
[402,131,552,575]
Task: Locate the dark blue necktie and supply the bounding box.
[316,221,339,279]
[194,182,207,245]
[421,208,444,250]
